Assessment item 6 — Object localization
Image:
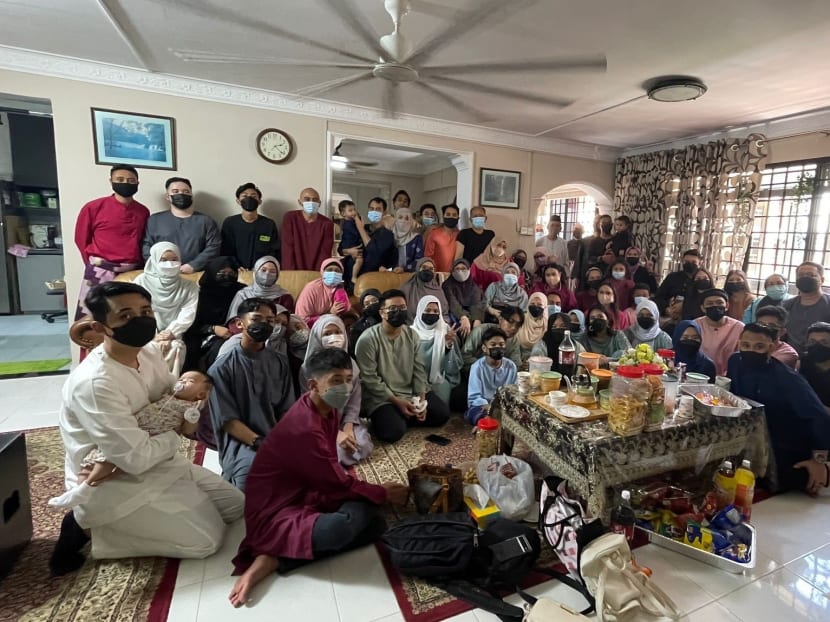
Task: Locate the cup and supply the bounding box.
[685,372,710,384]
[548,390,567,407]
[517,371,531,394]
[598,389,611,410]
[677,395,695,419]
[663,374,679,413]
[715,376,731,391]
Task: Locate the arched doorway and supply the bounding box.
[533,182,614,240]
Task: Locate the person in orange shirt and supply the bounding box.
[424,204,460,273]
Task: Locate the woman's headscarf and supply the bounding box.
[359,288,382,314]
[135,242,199,332]
[195,256,243,326]
[543,312,572,358]
[569,309,586,337]
[412,295,449,384]
[517,292,547,349]
[295,258,351,322]
[630,299,662,343]
[304,313,349,364]
[249,255,289,298]
[488,262,528,309]
[473,238,510,273]
[393,207,418,252]
[403,257,450,322]
[672,320,712,373]
[443,258,481,309]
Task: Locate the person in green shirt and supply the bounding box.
[578,304,631,364]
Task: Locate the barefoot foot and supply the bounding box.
[229,555,279,608]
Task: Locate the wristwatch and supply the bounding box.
[813,450,827,464]
[251,436,263,451]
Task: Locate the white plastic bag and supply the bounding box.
[476,455,534,520]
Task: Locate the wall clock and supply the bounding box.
[256,128,293,163]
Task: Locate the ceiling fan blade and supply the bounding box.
[420,55,607,77]
[409,0,473,21]
[405,0,539,66]
[171,49,374,69]
[427,75,573,108]
[383,81,401,118]
[295,71,375,98]
[412,82,493,123]
[150,0,375,64]
[319,0,387,60]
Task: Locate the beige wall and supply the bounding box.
[333,169,425,209]
[422,166,457,208]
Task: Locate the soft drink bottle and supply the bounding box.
[611,490,636,542]
[713,460,736,508]
[734,459,755,520]
[559,330,576,377]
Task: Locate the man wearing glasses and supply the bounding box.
[355,289,450,443]
[755,305,798,369]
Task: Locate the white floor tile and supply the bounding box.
[166,581,202,622]
[717,567,830,622]
[0,410,60,432]
[369,613,405,622]
[472,578,595,622]
[202,519,246,582]
[750,494,830,565]
[201,449,221,475]
[786,544,830,596]
[195,558,337,622]
[329,545,399,622]
[443,612,479,622]
[682,601,742,621]
[176,558,206,589]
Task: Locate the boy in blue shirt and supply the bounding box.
[466,327,518,424]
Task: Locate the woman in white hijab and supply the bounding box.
[411,295,462,404]
[299,314,372,466]
[393,207,424,273]
[134,241,199,375]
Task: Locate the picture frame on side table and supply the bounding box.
[91,108,177,170]
[479,168,521,209]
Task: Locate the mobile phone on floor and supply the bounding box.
[425,434,452,446]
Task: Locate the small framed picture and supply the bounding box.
[479,168,521,209]
[91,108,177,170]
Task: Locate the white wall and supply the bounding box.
[422,166,457,208]
[333,169,424,211]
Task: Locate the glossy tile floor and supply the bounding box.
[0,313,71,364]
[3,374,829,621]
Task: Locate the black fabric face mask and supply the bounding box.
[600,223,613,235]
[586,279,602,290]
[740,350,768,369]
[797,276,820,294]
[569,322,582,333]
[528,305,544,318]
[677,339,701,354]
[364,303,380,318]
[418,270,435,283]
[588,319,608,335]
[112,182,139,198]
[805,342,830,363]
[626,257,640,267]
[443,217,458,229]
[216,273,238,286]
[108,316,157,348]
[247,321,272,343]
[386,310,408,328]
[704,306,726,321]
[637,316,656,330]
[170,194,193,209]
[421,313,440,326]
[514,257,527,269]
[487,347,505,360]
[695,279,712,291]
[725,282,746,295]
[683,262,698,275]
[240,196,259,212]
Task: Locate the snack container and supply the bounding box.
[679,384,751,418]
[636,524,756,574]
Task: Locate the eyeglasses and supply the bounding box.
[384,305,407,313]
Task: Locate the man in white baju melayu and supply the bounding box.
[50,281,244,575]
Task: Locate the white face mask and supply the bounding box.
[158,260,181,277]
[453,269,470,283]
[322,334,346,349]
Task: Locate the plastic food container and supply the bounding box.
[590,368,614,391]
[475,417,500,459]
[642,363,666,431]
[540,371,562,392]
[528,356,552,390]
[608,366,649,436]
[679,384,752,418]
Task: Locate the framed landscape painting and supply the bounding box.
[479,167,521,208]
[91,108,177,170]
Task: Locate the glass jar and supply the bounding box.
[476,417,500,459]
[608,365,649,436]
[642,363,666,431]
[657,348,675,372]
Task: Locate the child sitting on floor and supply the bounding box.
[48,370,212,510]
[465,327,517,424]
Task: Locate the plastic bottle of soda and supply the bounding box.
[734,459,755,520]
[611,490,636,542]
[559,330,576,377]
[713,460,737,508]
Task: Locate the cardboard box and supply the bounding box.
[464,496,501,528]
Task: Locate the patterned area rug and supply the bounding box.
[353,417,563,622]
[0,428,203,622]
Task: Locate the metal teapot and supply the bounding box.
[561,365,598,406]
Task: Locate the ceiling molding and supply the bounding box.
[621,106,830,157]
[0,45,622,163]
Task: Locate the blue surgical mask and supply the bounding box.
[471,216,486,229]
[765,284,787,301]
[503,273,519,287]
[322,271,343,287]
[367,210,383,223]
[302,201,320,215]
[548,304,561,316]
[612,270,626,280]
[422,216,436,227]
[633,296,648,307]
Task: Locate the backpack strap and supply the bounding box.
[533,566,595,616]
[438,579,525,622]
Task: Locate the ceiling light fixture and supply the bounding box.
[332,143,349,163]
[330,159,347,170]
[647,78,707,103]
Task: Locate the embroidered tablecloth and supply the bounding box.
[491,386,769,520]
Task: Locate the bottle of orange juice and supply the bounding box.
[713,460,736,508]
[734,459,755,521]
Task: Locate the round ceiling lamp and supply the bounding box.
[647,78,707,102]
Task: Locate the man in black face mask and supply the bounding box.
[142,177,220,274]
[783,261,830,353]
[800,322,830,410]
[220,182,281,269]
[728,323,830,497]
[74,164,150,321]
[696,289,744,376]
[355,289,450,443]
[207,298,295,491]
[654,249,704,317]
[51,282,244,575]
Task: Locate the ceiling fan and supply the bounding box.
[168,0,607,120]
[331,142,379,171]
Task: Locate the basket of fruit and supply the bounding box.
[679,384,751,418]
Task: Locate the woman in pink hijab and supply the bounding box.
[295,258,352,327]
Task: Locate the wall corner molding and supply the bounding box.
[0,45,623,163]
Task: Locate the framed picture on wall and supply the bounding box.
[479,168,520,208]
[91,108,177,170]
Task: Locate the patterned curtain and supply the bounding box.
[615,134,769,283]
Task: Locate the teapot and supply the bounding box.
[561,366,598,407]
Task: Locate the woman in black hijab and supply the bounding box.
[183,256,243,371]
[348,288,383,357]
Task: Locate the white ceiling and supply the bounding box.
[336,139,453,175]
[2,0,830,150]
